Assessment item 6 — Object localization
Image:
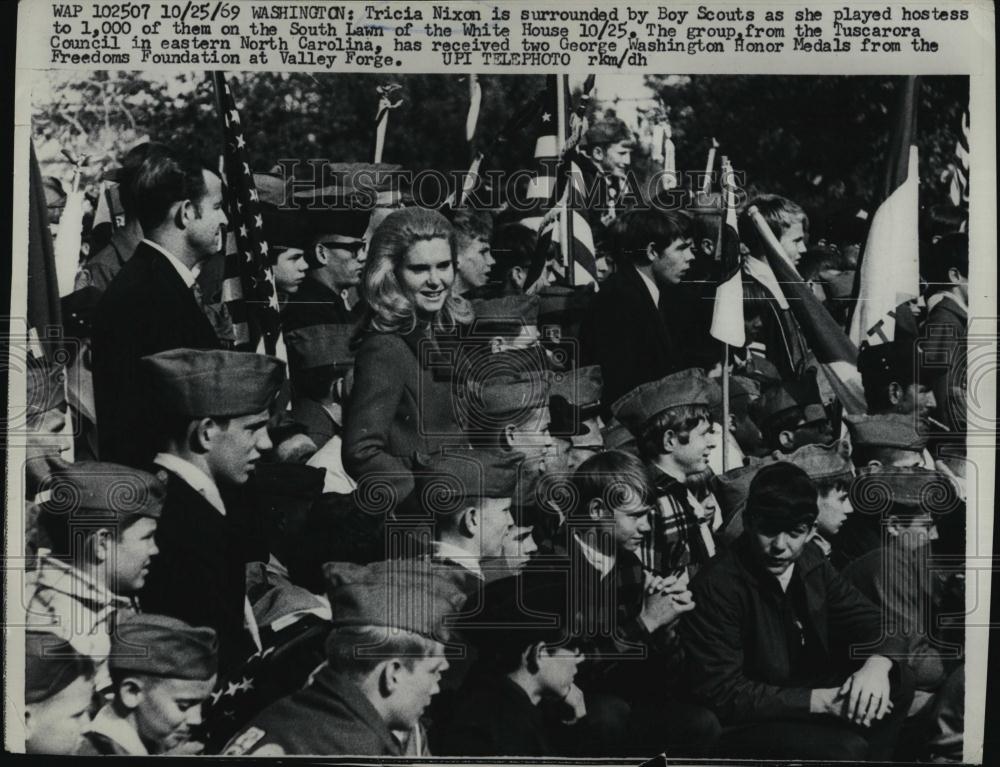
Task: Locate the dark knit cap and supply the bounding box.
[745,462,818,529]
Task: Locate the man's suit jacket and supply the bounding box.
[580,262,684,415]
[282,279,355,332]
[139,471,254,677]
[91,242,221,464]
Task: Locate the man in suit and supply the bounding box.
[581,208,697,415]
[138,348,285,678]
[91,147,228,465]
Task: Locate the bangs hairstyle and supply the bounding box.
[638,404,711,460]
[618,208,694,265]
[738,194,809,255]
[360,207,473,335]
[452,207,494,245]
[569,449,656,520]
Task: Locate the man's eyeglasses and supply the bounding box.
[320,240,367,256]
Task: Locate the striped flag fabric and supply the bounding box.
[212,72,281,355]
[948,108,969,207]
[521,75,599,286]
[373,83,402,164]
[709,157,745,347]
[749,207,867,415]
[849,76,921,348]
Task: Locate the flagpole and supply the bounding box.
[701,137,719,196]
[717,155,730,472]
[557,74,573,287]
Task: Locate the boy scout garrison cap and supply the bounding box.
[110,614,218,680]
[612,368,713,437]
[141,349,285,417]
[471,295,540,339]
[323,559,467,640]
[785,441,854,483]
[601,418,637,452]
[37,461,165,521]
[285,324,355,372]
[551,365,603,412]
[475,372,551,420]
[25,631,95,704]
[845,413,927,451]
[850,467,960,513]
[414,449,521,508]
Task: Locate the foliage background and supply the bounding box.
[32,71,968,229]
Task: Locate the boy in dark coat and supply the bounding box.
[222,559,466,756]
[683,462,914,761]
[138,348,284,677]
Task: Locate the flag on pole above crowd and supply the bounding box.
[27,141,63,361]
[373,83,403,164]
[849,76,921,348]
[948,107,969,208]
[749,207,867,415]
[709,157,745,348]
[522,75,599,287]
[211,72,281,355]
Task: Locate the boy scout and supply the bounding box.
[222,559,466,756]
[27,461,165,690]
[683,462,914,760]
[612,368,720,575]
[138,348,284,676]
[24,632,97,755]
[550,364,605,473]
[785,441,856,558]
[80,614,218,755]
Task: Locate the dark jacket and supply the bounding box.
[282,278,356,332]
[289,397,338,450]
[923,296,968,433]
[443,674,552,756]
[222,665,402,756]
[342,322,469,503]
[580,262,685,414]
[682,535,908,725]
[138,470,256,677]
[91,242,221,464]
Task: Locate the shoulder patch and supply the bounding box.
[224,726,267,756]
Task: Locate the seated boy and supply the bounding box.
[80,614,218,755]
[683,462,914,761]
[24,631,96,755]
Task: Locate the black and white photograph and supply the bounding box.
[4,0,996,764]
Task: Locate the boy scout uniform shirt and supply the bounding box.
[223,664,403,756]
[79,705,149,755]
[25,551,134,693]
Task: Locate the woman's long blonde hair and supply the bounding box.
[360,207,473,336]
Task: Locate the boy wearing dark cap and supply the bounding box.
[442,573,586,756]
[27,462,164,690]
[858,339,937,426]
[612,369,720,576]
[683,462,914,761]
[549,365,605,473]
[785,441,855,558]
[80,614,218,755]
[222,559,465,756]
[846,413,928,470]
[24,632,97,755]
[138,348,285,675]
[466,374,556,479]
[757,374,834,454]
[260,203,310,298]
[283,173,372,331]
[414,449,520,584]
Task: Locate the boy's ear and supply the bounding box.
[380,659,402,697]
[118,676,146,710]
[661,428,677,454]
[490,336,505,354]
[586,498,605,523]
[777,430,796,451]
[524,642,544,674]
[887,381,904,405]
[92,528,114,564]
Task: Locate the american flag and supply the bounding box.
[211,72,281,355]
[522,75,599,287]
[947,108,969,207]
